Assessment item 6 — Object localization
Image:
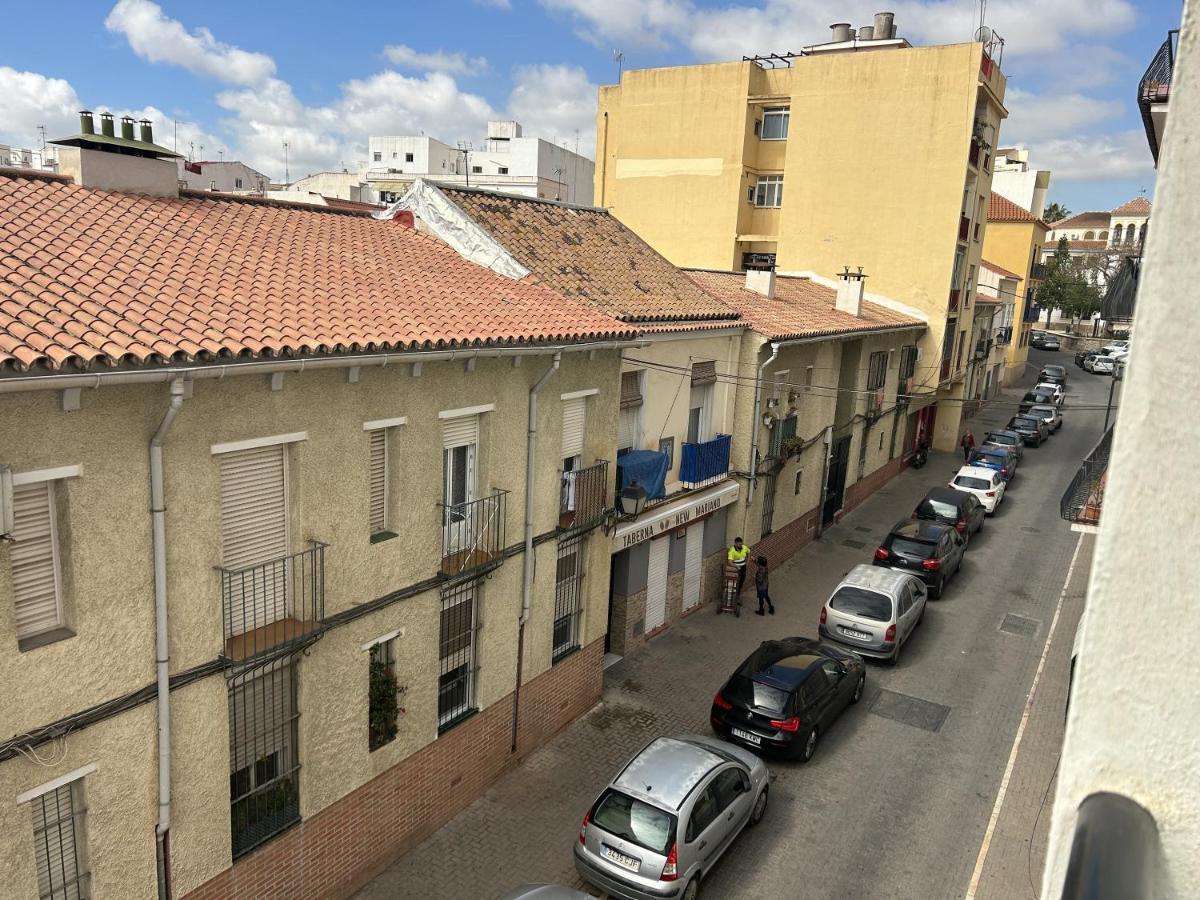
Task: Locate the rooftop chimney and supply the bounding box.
[858,25,874,40]
[746,268,776,299]
[873,11,896,39]
[830,22,852,42]
[51,110,179,197]
[836,266,866,316]
[139,119,153,144]
[120,116,136,141]
[99,112,115,137]
[79,110,95,135]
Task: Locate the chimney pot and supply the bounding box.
[120,116,135,141]
[139,119,153,144]
[858,25,874,40]
[745,268,776,299]
[830,22,852,42]
[79,110,95,135]
[873,11,896,39]
[99,113,115,138]
[836,267,866,316]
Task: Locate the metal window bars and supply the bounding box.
[1060,427,1113,525]
[552,534,586,662]
[219,542,326,665]
[440,489,509,578]
[228,656,301,859]
[438,580,479,729]
[1138,30,1178,161]
[559,460,610,533]
[32,781,88,900]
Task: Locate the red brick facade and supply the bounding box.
[181,639,604,900]
[841,456,904,517]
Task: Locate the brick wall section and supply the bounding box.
[745,505,821,594]
[842,456,903,517]
[182,639,604,900]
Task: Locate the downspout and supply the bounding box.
[746,342,781,510]
[511,352,561,753]
[151,379,185,900]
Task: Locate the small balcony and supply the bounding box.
[1139,30,1178,163]
[1031,262,1050,280]
[680,434,732,490]
[440,489,509,579]
[1061,427,1113,527]
[1023,302,1042,323]
[948,288,961,312]
[958,215,970,242]
[220,543,326,664]
[559,460,610,533]
[939,358,952,382]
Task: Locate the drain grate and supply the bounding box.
[870,689,950,732]
[854,525,874,533]
[1000,614,1039,636]
[841,539,867,549]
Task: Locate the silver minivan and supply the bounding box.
[574,735,769,900]
[818,564,927,665]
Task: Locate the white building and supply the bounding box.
[366,121,594,205]
[283,170,375,203]
[991,148,1050,220]
[176,159,275,194]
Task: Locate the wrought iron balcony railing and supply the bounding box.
[220,542,326,664]
[958,215,970,242]
[948,288,961,312]
[1031,262,1050,280]
[1023,302,1042,322]
[680,434,732,490]
[440,489,509,579]
[559,460,610,533]
[1138,30,1178,162]
[939,357,952,382]
[1060,427,1113,525]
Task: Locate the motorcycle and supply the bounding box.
[911,444,929,469]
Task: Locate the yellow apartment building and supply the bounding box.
[983,193,1050,382]
[596,27,1008,451]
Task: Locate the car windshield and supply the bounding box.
[1010,418,1036,429]
[886,536,936,559]
[1030,406,1055,416]
[955,476,991,490]
[986,433,1015,445]
[829,586,893,621]
[970,450,1001,462]
[727,673,789,714]
[592,789,676,856]
[916,498,958,520]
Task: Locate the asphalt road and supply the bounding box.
[356,348,1114,900]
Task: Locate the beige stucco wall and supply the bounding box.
[983,219,1048,381]
[0,348,621,897]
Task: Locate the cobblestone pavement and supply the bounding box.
[356,351,1103,900]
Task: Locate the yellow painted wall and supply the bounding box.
[0,350,620,897]
[983,219,1049,380]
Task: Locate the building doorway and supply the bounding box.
[823,435,851,525]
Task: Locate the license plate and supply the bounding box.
[840,627,872,641]
[731,727,762,746]
[603,846,641,871]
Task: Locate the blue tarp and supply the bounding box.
[679,434,732,484]
[616,449,669,500]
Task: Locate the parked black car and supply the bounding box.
[1039,364,1068,386]
[1031,332,1060,351]
[912,487,986,541]
[1007,414,1049,446]
[1074,349,1091,368]
[873,518,965,598]
[1019,389,1057,414]
[982,429,1025,461]
[711,637,865,762]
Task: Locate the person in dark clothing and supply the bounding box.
[754,556,774,615]
[960,430,976,462]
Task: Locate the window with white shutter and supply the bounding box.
[561,397,586,461]
[368,429,389,536]
[11,481,63,640]
[29,779,89,900]
[618,371,643,454]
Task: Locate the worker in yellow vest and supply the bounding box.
[728,537,751,597]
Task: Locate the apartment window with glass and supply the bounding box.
[769,413,797,458]
[898,345,918,399]
[373,152,382,162]
[754,175,783,208]
[618,371,644,454]
[11,478,69,648]
[552,534,585,662]
[499,166,509,175]
[471,165,483,174]
[405,152,414,162]
[438,582,478,728]
[759,107,790,140]
[27,777,90,900]
[561,396,587,514]
[368,638,399,751]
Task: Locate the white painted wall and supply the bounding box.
[176,160,271,193]
[1041,9,1198,894]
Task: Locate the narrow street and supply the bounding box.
[356,349,1113,900]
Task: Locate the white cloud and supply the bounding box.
[1001,87,1123,145]
[474,0,512,8]
[104,0,275,86]
[507,64,598,154]
[0,67,81,148]
[383,45,489,76]
[1036,130,1155,182]
[540,0,692,48]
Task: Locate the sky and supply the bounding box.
[0,0,1183,215]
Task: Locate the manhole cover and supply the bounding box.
[870,690,950,732]
[841,539,867,549]
[854,525,874,533]
[1000,614,1039,636]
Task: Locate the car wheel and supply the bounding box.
[682,878,700,900]
[889,639,902,666]
[932,575,944,600]
[799,726,819,763]
[851,675,865,705]
[750,786,769,825]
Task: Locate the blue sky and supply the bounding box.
[0,0,1182,215]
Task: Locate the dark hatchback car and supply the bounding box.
[1019,390,1057,414]
[1074,349,1091,368]
[711,638,865,763]
[873,518,965,598]
[913,487,986,541]
[968,445,1018,481]
[1039,364,1068,386]
[1008,414,1049,446]
[983,429,1025,461]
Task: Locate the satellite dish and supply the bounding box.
[975,25,993,43]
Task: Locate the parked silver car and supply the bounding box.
[574,735,769,900]
[1027,403,1062,433]
[819,564,928,665]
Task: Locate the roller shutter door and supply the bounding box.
[645,537,669,631]
[682,522,703,611]
[562,397,586,459]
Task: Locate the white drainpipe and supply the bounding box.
[746,342,781,509]
[511,351,561,752]
[151,379,185,900]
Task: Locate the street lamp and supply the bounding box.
[618,482,648,518]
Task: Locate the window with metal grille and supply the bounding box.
[30,780,89,900]
[898,345,918,397]
[769,414,797,459]
[866,351,888,420]
[368,639,399,751]
[754,175,783,208]
[368,428,390,537]
[760,472,778,536]
[11,481,65,641]
[229,659,300,858]
[438,583,478,729]
[553,535,585,662]
[618,371,643,453]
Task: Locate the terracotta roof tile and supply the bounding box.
[987,193,1043,224]
[980,260,1022,280]
[1049,211,1111,229]
[1112,196,1152,216]
[435,186,737,324]
[683,271,923,341]
[0,172,632,374]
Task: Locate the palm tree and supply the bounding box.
[1043,201,1072,224]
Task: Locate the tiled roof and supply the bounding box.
[1050,211,1110,229]
[980,260,1022,280]
[683,271,923,341]
[435,186,737,324]
[0,171,632,374]
[987,193,1041,223]
[1063,240,1110,251]
[320,196,384,212]
[1112,197,1152,216]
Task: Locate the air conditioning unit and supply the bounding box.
[0,465,13,538]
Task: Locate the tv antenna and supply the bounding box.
[457,141,473,186]
[613,49,624,80]
[283,141,290,183]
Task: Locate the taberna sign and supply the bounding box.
[611,481,739,552]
